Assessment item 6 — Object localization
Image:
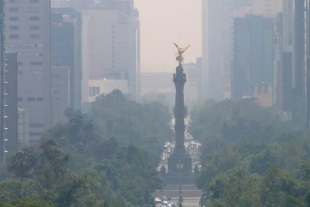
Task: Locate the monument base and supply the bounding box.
[166,153,193,185]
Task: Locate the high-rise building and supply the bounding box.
[51,66,69,125]
[5,0,51,143]
[80,0,140,104]
[252,0,283,16]
[202,0,234,100]
[291,0,310,128]
[51,8,82,110]
[0,0,5,163]
[282,0,293,51]
[231,15,274,101]
[5,53,18,153]
[51,0,140,103]
[182,58,202,104]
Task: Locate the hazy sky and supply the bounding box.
[135,0,201,73]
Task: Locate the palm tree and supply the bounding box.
[8,149,37,182]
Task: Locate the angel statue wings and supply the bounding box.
[174,43,191,65]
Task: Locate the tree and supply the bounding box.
[8,149,37,182]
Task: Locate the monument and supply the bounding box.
[166,43,193,184]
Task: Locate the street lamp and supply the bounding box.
[177,160,183,206]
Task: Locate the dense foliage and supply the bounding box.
[0,90,172,207]
[190,98,310,206]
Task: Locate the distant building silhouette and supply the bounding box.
[201,0,234,100]
[231,15,274,102]
[0,0,5,163]
[291,0,310,129]
[52,0,141,103]
[51,8,82,110]
[5,53,18,153]
[51,67,69,126]
[5,0,51,143]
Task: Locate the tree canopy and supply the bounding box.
[190,98,310,206]
[0,89,172,207]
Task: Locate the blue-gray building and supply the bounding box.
[232,15,274,101]
[51,8,82,110]
[291,0,310,129]
[0,0,4,163]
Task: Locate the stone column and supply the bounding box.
[173,65,186,154]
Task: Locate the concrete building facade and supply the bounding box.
[232,15,274,101]
[0,0,5,162]
[80,2,140,104]
[51,0,140,103]
[202,0,234,100]
[51,8,82,110]
[291,0,310,129]
[5,0,51,143]
[51,67,69,125]
[252,0,283,16]
[5,53,18,153]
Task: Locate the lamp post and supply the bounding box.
[177,160,183,206]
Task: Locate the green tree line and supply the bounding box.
[190,98,310,206]
[0,90,173,207]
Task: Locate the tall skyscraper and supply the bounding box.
[252,0,283,16]
[231,15,274,101]
[80,0,140,103]
[291,0,310,129]
[202,0,234,100]
[0,0,5,163]
[5,0,51,143]
[51,0,140,103]
[51,8,82,110]
[5,53,18,153]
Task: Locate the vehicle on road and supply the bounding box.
[155,198,161,205]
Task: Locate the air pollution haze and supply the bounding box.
[135,0,201,73]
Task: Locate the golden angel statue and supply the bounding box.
[174,43,191,65]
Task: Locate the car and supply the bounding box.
[160,196,168,201]
[162,200,168,205]
[169,201,175,207]
[155,198,162,205]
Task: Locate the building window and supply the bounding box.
[30,25,40,30]
[9,34,19,39]
[36,97,43,101]
[30,16,39,21]
[31,62,42,65]
[9,16,19,21]
[28,7,38,13]
[17,97,23,101]
[30,34,40,39]
[9,25,19,30]
[27,97,35,101]
[9,8,19,12]
[89,87,100,96]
